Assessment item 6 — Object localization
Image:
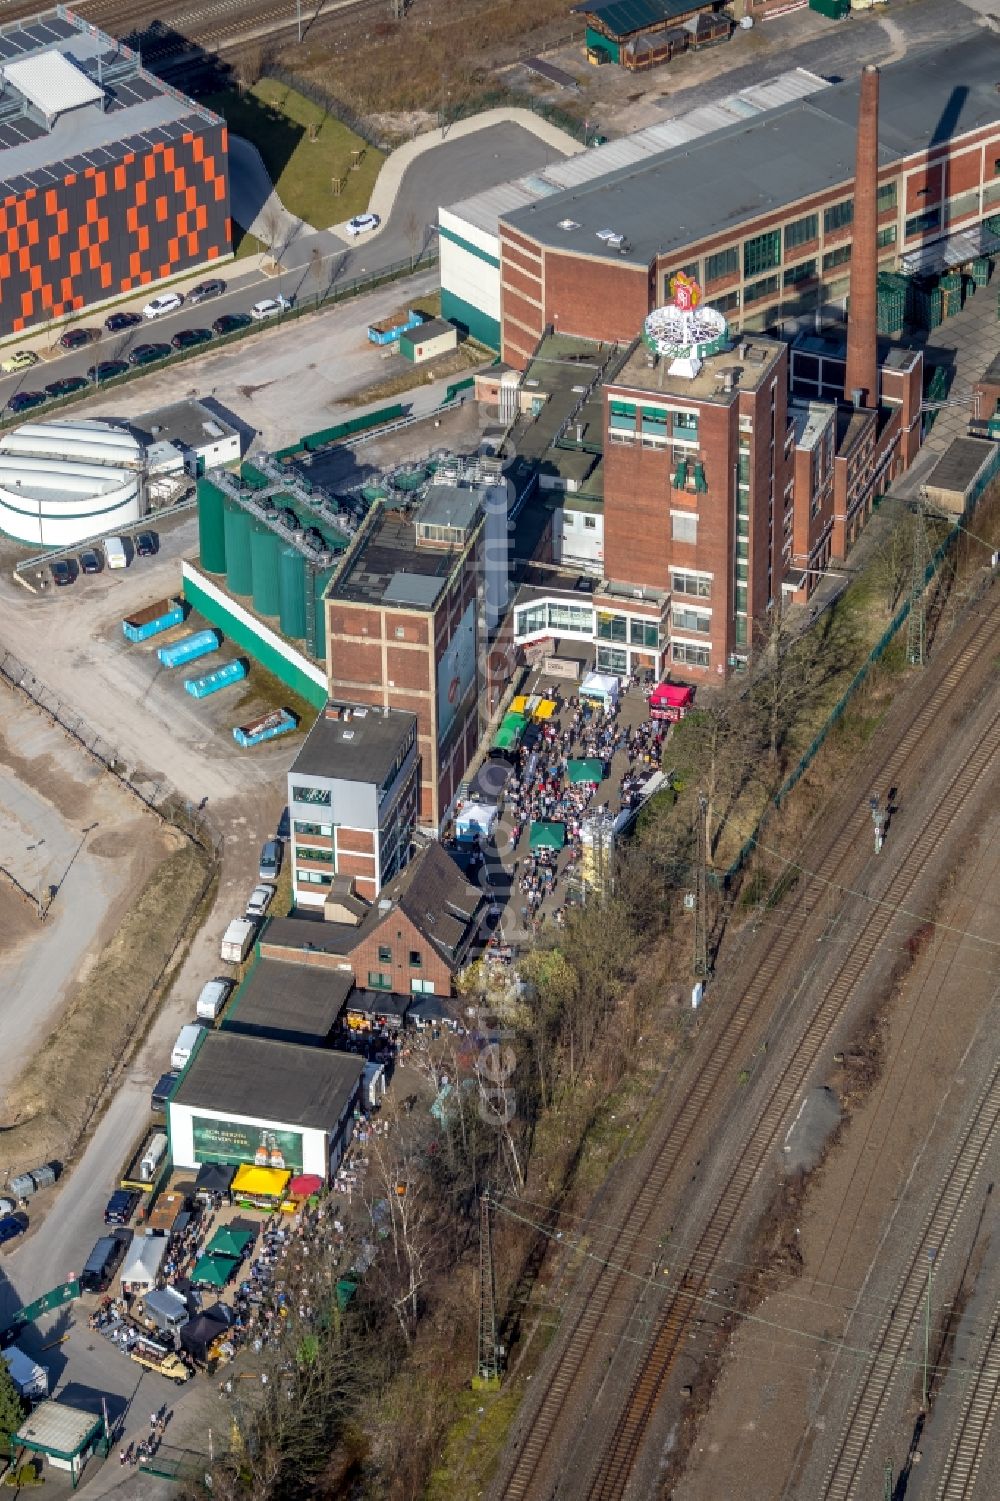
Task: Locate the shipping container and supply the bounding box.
[123,597,185,643]
[157,629,221,669]
[233,709,297,748]
[184,660,247,698]
[367,308,423,346]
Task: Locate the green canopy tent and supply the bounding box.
[566,758,604,785]
[530,820,566,851]
[492,711,527,752]
[191,1254,240,1289]
[206,1226,255,1260]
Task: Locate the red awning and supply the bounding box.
[288,1174,324,1197]
[649,682,694,720]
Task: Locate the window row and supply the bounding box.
[672,641,710,668]
[294,820,333,837]
[597,612,661,648]
[297,869,333,886]
[368,971,436,994]
[671,571,711,598]
[376,944,423,966]
[292,784,331,807]
[297,846,335,864]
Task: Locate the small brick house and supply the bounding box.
[260,841,486,999]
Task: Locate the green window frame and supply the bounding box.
[367,971,392,991]
[705,246,738,283]
[743,230,781,279]
[672,411,699,440]
[877,181,897,212]
[735,616,748,646]
[784,259,817,288]
[823,244,852,271]
[784,213,818,252]
[823,200,854,234]
[291,784,331,807]
[876,224,897,249]
[745,274,779,304]
[905,208,941,238]
[293,821,332,837]
[409,950,422,969]
[377,944,392,963]
[297,846,335,864]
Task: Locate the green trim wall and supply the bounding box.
[183,567,327,709]
[438,224,500,269]
[441,289,500,351]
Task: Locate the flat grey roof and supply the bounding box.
[0,10,218,197]
[331,508,467,609]
[133,399,239,453]
[171,1030,363,1129]
[612,334,784,400]
[503,36,1000,265]
[291,701,415,784]
[17,1400,102,1459]
[223,959,353,1046]
[417,483,482,531]
[925,436,996,496]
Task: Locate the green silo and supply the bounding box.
[307,566,333,663]
[279,546,307,639]
[198,479,227,573]
[251,523,280,616]
[224,499,253,597]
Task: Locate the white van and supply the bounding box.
[196,977,233,1022]
[170,1021,205,1071]
[220,917,257,964]
[140,1131,168,1182]
[103,535,128,570]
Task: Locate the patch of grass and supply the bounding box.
[424,1384,525,1501]
[342,343,484,407]
[200,80,384,228]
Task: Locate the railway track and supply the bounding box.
[584,697,1000,1501]
[932,1299,1000,1501]
[493,591,1000,1501]
[817,1059,1000,1500]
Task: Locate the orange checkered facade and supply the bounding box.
[0,119,230,336]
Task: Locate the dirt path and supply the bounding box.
[0,689,168,1096]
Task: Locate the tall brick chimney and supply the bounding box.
[844,64,880,409]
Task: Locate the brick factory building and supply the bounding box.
[0,7,229,340]
[495,38,1000,368]
[325,483,485,830]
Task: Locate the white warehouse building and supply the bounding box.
[439,69,829,351]
[0,419,144,547]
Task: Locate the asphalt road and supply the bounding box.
[0,120,568,418]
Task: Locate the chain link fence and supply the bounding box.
[0,648,224,858]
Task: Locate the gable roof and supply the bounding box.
[573,0,710,36]
[394,841,485,962]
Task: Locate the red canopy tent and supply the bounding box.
[649,682,694,722]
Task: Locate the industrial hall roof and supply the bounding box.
[572,0,713,38]
[171,1031,364,1131]
[501,35,1000,267]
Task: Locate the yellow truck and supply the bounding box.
[130,1341,191,1385]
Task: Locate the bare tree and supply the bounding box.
[365,1105,448,1347]
[234,44,264,96]
[258,205,283,269]
[403,209,423,266]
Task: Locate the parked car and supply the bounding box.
[259,838,282,881]
[211,310,250,334]
[104,1189,140,1226]
[171,1022,205,1071]
[250,294,291,321]
[80,1230,131,1292]
[143,292,183,319]
[188,279,226,304]
[0,349,38,374]
[45,375,88,398]
[220,917,257,964]
[345,213,380,237]
[150,1070,180,1113]
[49,559,74,587]
[88,359,129,383]
[0,1215,25,1246]
[6,390,45,413]
[105,310,142,333]
[103,536,128,570]
[171,327,212,351]
[58,326,99,351]
[135,530,158,557]
[196,977,234,1022]
[78,548,101,574]
[245,883,275,920]
[129,342,171,366]
[277,806,290,840]
[213,312,251,335]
